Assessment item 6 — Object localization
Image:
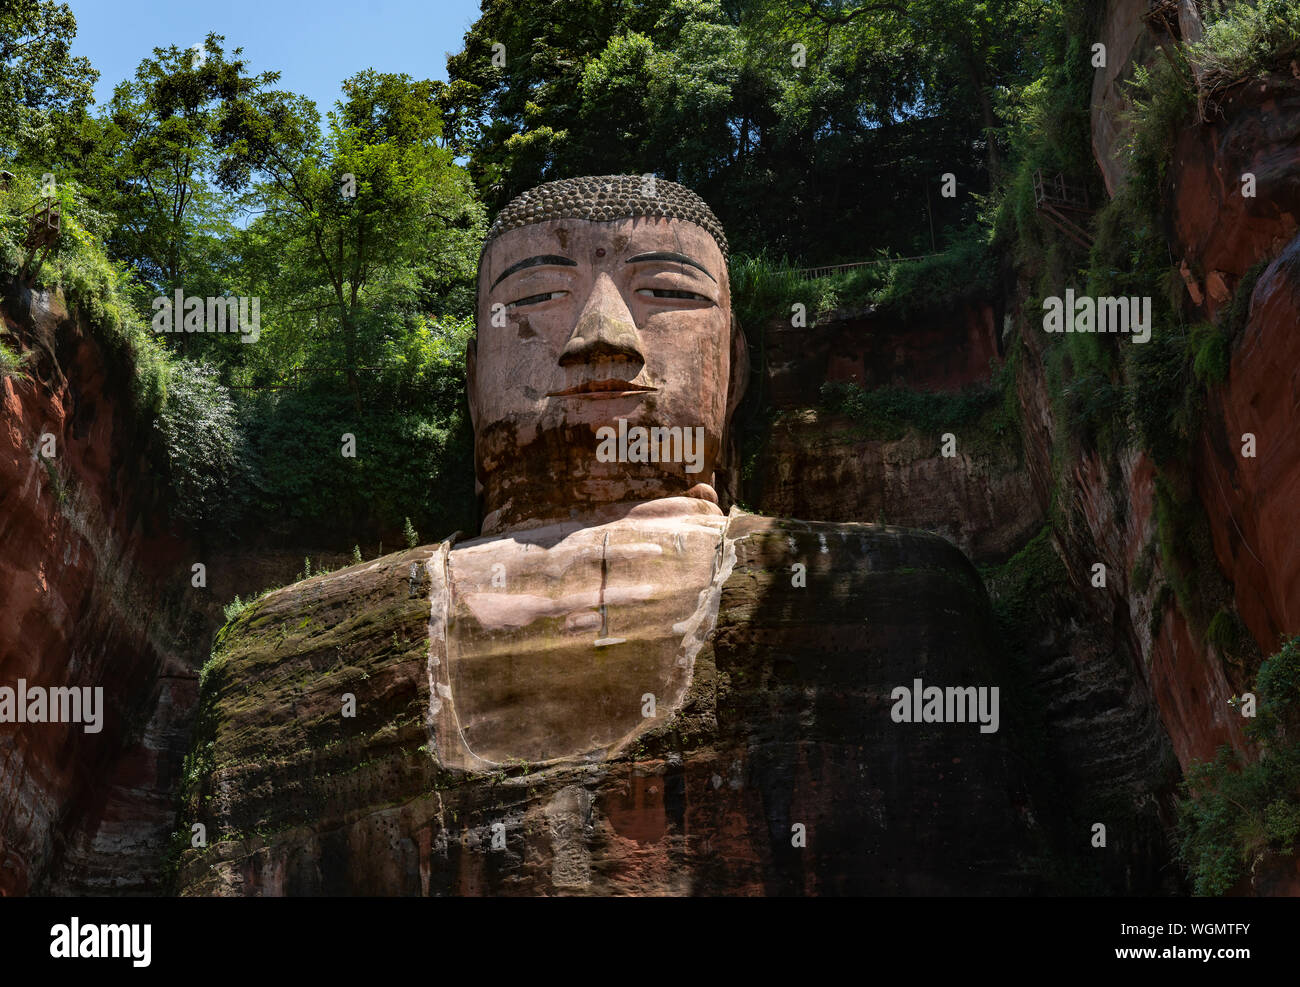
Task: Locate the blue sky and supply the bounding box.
[66,0,484,115]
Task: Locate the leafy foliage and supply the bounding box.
[820,378,1009,443]
[234,383,474,545]
[0,166,172,412]
[1178,637,1300,895]
[220,70,484,388]
[0,327,29,378]
[1197,0,1300,91]
[440,0,1042,261]
[731,223,996,331]
[154,359,245,527]
[66,35,278,299]
[0,1,96,160]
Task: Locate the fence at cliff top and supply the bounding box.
[791,255,939,280]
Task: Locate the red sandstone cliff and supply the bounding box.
[0,287,201,895]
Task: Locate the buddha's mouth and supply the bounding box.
[546,379,658,399]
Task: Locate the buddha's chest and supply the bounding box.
[427,514,731,767]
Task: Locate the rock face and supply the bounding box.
[1090,0,1203,196]
[753,410,1039,564]
[1198,240,1300,653]
[750,302,1039,565]
[764,302,1001,409]
[1171,72,1300,321]
[1168,72,1300,681]
[743,283,1184,893]
[0,288,201,895]
[176,516,1061,896]
[1090,0,1156,196]
[1013,317,1247,774]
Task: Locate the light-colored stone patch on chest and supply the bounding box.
[430,513,729,766]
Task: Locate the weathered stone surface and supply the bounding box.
[763,302,1001,410]
[1090,0,1157,196]
[0,288,201,896]
[176,515,1058,895]
[1197,236,1300,658]
[1012,291,1236,780]
[1171,73,1300,321]
[434,501,729,766]
[748,299,1039,566]
[752,410,1039,564]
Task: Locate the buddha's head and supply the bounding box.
[468,175,747,534]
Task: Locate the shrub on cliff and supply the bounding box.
[730,223,995,331]
[874,226,998,320]
[0,166,171,412]
[819,378,1011,444]
[1198,0,1300,93]
[154,359,247,528]
[1178,636,1300,895]
[0,327,30,379]
[235,385,475,546]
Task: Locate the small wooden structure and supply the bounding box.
[21,197,61,277]
[1033,171,1094,249]
[1143,0,1184,38]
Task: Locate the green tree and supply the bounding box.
[0,0,96,161]
[441,0,674,211]
[439,0,1025,261]
[76,34,278,302]
[222,70,483,390]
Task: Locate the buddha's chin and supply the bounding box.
[480,484,724,537]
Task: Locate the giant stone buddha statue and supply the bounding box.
[176,176,1052,896]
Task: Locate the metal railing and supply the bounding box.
[792,254,939,279]
[1032,170,1094,249]
[1032,170,1090,211]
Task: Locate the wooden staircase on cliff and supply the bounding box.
[20,198,61,280]
[1033,171,1094,249]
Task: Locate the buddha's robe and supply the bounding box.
[176,511,1047,896]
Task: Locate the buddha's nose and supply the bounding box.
[559,272,643,367]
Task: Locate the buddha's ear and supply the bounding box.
[726,311,749,420]
[465,333,479,431]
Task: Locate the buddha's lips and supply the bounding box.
[547,380,657,398]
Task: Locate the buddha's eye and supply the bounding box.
[507,290,566,309]
[636,288,710,302]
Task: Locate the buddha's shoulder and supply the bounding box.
[724,512,982,582]
[710,513,993,640]
[210,545,442,684]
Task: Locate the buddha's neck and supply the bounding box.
[479,487,723,537]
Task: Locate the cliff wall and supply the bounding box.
[0,287,197,894]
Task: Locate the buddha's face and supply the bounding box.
[468,216,745,531]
